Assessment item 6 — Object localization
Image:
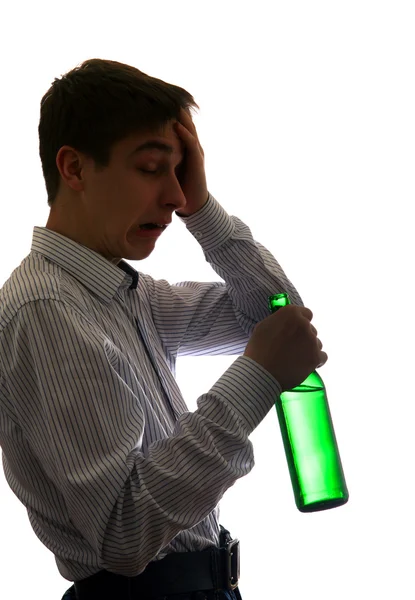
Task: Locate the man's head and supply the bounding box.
[39,58,199,264]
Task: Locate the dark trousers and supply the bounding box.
[61,584,243,600]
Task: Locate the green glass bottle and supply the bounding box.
[268,293,349,512]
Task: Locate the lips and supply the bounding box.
[135,227,164,238]
[139,220,172,228]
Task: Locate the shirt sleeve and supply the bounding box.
[145,192,304,359]
[4,299,281,577]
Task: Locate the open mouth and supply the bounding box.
[134,224,165,238]
[139,223,166,230]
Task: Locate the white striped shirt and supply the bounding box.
[0,192,302,582]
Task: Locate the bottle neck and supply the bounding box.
[268,293,291,313]
[268,294,323,391]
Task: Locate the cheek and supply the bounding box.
[94,171,131,202]
[88,172,115,198]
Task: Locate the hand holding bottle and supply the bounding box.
[243,304,328,391]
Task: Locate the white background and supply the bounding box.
[1,1,414,598]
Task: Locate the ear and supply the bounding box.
[56,146,87,193]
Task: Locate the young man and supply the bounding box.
[0,59,326,600]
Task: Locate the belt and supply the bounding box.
[74,527,240,600]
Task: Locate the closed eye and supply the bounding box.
[139,168,159,174]
[139,166,182,177]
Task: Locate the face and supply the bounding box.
[47,120,187,265]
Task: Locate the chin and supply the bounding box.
[125,249,154,261]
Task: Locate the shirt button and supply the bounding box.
[194,231,203,239]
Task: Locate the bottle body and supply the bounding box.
[269,294,349,512]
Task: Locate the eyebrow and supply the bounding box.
[130,140,185,166]
[132,140,174,155]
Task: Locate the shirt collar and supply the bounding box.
[30,226,139,303]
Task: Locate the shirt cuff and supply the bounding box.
[175,192,235,252]
[206,355,282,436]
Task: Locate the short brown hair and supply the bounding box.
[38,58,199,206]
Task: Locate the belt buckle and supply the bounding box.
[225,538,240,590]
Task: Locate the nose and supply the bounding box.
[162,174,188,212]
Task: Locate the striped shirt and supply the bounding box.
[0,191,302,582]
